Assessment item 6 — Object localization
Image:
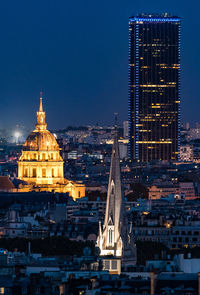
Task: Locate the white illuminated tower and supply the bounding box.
[96,121,125,274]
[97,125,123,258]
[97,121,137,273]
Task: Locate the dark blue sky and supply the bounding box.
[0,0,199,129]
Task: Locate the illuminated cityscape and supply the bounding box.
[1,2,200,294]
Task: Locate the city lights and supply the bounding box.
[1,6,200,293]
[14,131,21,144]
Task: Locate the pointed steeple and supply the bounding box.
[35,92,47,131]
[104,114,122,240]
[97,114,123,257]
[96,114,137,267]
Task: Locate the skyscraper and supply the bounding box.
[128,14,180,162]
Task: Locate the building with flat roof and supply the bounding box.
[128,14,180,162]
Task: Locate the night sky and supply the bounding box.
[0,0,199,130]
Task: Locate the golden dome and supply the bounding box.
[17,93,85,200]
[23,94,60,151]
[23,130,59,151]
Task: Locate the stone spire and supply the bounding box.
[104,123,122,240]
[97,120,123,257]
[35,92,47,131]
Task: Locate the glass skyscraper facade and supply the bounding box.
[128,14,180,162]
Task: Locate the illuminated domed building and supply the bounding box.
[18,94,85,199]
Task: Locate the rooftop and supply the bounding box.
[129,14,180,22]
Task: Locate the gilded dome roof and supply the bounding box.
[22,94,60,151]
[23,130,59,151]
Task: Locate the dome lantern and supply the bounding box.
[35,92,47,131]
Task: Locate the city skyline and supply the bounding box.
[0,0,199,129]
[2,1,200,290]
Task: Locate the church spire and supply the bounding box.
[35,92,47,131]
[104,115,122,239]
[97,115,123,257]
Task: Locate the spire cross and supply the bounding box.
[39,92,43,112]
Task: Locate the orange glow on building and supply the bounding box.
[18,94,85,200]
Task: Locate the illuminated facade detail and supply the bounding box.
[97,126,136,274]
[128,14,180,162]
[97,127,123,258]
[18,94,85,200]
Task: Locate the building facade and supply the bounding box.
[18,94,85,199]
[128,14,180,162]
[148,182,195,200]
[132,225,200,249]
[180,145,193,162]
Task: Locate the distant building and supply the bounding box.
[148,183,179,200]
[179,182,196,200]
[119,142,128,160]
[189,128,200,140]
[17,94,85,200]
[180,145,193,162]
[132,224,200,249]
[148,182,195,200]
[182,122,190,130]
[67,150,78,160]
[128,14,180,162]
[123,121,129,139]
